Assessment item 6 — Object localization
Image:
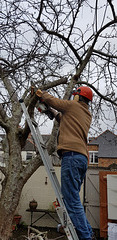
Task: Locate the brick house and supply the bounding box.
[86,130,117,238]
[87,129,117,167]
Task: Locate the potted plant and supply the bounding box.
[29,199,38,210]
[13,214,22,225]
[12,214,22,231]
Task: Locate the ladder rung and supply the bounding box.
[50,169,55,173]
[31,118,38,127]
[56,207,71,227]
[63,211,67,227]
[40,143,47,149]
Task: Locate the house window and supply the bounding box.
[26,152,33,161]
[89,151,98,164]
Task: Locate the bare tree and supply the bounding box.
[36,0,117,133]
[0,0,117,239]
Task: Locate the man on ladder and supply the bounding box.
[36,86,96,240]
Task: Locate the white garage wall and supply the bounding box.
[16,166,83,227]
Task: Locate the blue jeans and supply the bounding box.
[61,152,93,240]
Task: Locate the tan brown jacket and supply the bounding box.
[42,92,92,158]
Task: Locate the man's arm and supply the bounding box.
[36,89,61,123]
[53,111,62,124]
[36,89,70,113]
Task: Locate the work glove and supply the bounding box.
[36,89,43,98]
[36,89,55,120]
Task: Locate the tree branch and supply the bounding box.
[0,166,7,176]
[92,18,117,48]
[107,0,116,20]
[93,49,117,59]
[42,77,68,90]
[36,19,82,63]
[0,65,18,103]
[21,155,42,184]
[0,104,9,130]
[47,120,59,155]
[23,77,68,107]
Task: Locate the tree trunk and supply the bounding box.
[0,206,15,240]
[0,129,24,240]
[0,179,23,240]
[0,120,43,240]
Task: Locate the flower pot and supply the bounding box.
[29,199,38,210]
[13,215,22,225]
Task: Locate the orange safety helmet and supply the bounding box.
[72,86,93,101]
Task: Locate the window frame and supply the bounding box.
[89,151,98,164]
[26,152,33,161]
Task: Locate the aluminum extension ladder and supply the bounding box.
[19,99,79,240]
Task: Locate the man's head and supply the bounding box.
[72,86,93,104]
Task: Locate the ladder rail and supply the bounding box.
[35,126,63,199]
[20,101,62,203]
[20,100,79,240]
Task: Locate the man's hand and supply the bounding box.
[36,89,43,98]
